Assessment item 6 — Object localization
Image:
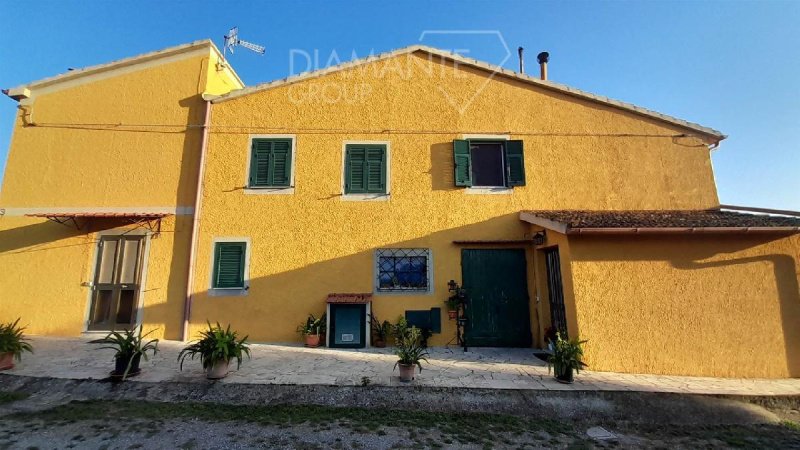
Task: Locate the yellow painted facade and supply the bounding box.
[192,51,723,345]
[0,42,242,340]
[564,233,800,378]
[2,44,798,379]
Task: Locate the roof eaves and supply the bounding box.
[213,44,724,140]
[5,40,219,98]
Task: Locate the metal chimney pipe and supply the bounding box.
[537,51,549,81]
[518,47,525,74]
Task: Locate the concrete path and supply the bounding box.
[5,336,800,396]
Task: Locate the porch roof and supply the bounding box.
[26,211,171,233]
[519,209,800,235]
[326,293,373,304]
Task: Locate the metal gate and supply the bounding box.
[544,247,568,337]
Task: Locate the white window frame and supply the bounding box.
[373,248,433,295]
[208,237,252,297]
[461,134,513,194]
[341,140,391,201]
[244,134,297,195]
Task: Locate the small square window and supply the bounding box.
[212,242,246,289]
[375,249,431,293]
[249,138,293,188]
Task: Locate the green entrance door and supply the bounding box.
[461,249,532,347]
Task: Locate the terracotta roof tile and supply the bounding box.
[521,210,800,233]
[326,293,373,304]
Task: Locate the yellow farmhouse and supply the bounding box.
[1,40,798,379]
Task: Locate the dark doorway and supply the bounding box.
[461,248,532,347]
[544,247,568,337]
[87,235,144,331]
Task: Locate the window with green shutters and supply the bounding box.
[452,139,526,187]
[212,242,246,289]
[344,144,387,194]
[249,138,293,188]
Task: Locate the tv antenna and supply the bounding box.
[222,27,265,62]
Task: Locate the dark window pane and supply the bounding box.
[470,142,505,187]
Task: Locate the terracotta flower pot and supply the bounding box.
[206,360,230,379]
[447,310,458,320]
[304,334,321,348]
[0,352,14,371]
[397,362,416,382]
[373,339,386,348]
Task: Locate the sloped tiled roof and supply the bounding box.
[520,210,800,234]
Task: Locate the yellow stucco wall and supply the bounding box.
[192,51,722,344]
[0,44,240,339]
[566,233,800,378]
[0,216,190,340]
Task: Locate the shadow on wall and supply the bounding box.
[183,213,534,344]
[575,233,800,377]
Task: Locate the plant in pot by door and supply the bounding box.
[99,328,159,381]
[0,318,33,371]
[393,326,429,382]
[178,322,251,380]
[546,332,587,384]
[445,280,466,320]
[370,314,391,348]
[297,313,326,348]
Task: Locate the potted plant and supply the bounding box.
[370,314,392,348]
[445,281,466,320]
[99,328,159,380]
[0,318,33,371]
[547,332,587,384]
[178,321,251,379]
[393,326,429,382]
[297,313,326,348]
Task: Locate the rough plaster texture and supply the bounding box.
[566,233,800,378]
[193,52,722,346]
[0,216,191,340]
[0,47,238,340]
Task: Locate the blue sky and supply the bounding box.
[1,1,798,209]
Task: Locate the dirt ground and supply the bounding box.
[1,395,799,449]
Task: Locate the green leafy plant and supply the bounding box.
[393,326,429,373]
[369,314,392,342]
[392,316,431,348]
[546,332,587,377]
[296,313,326,336]
[178,322,251,371]
[99,328,159,380]
[445,282,466,310]
[0,318,33,361]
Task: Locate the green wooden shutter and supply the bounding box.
[249,140,271,187]
[453,139,472,187]
[270,140,292,187]
[345,146,366,193]
[504,140,526,186]
[365,146,386,193]
[249,139,292,188]
[213,242,246,289]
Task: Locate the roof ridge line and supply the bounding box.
[212,44,724,140]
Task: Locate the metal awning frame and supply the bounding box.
[29,214,167,235]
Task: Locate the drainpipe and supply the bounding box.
[182,97,213,341]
